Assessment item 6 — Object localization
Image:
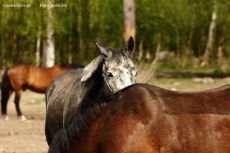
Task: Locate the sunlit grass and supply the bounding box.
[148,77,230,92]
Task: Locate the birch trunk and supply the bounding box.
[217,25,226,64]
[204,3,217,62]
[46,0,55,68]
[35,31,41,66]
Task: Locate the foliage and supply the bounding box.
[0,0,230,68]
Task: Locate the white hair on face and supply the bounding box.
[80,56,103,82]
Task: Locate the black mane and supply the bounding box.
[48,97,108,153]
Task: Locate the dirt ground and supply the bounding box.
[0,91,48,153]
[0,73,230,153]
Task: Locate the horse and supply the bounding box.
[48,83,230,153]
[1,63,84,120]
[45,37,137,145]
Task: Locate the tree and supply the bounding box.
[45,0,55,67]
[203,0,217,63]
[123,0,135,45]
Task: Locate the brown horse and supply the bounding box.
[48,83,230,153]
[1,63,84,120]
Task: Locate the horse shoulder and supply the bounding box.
[7,64,30,89]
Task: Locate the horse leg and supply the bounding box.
[1,90,12,120]
[14,90,26,120]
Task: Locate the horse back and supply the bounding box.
[26,65,72,93]
[70,84,230,153]
[146,84,230,115]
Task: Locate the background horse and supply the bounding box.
[1,63,83,120]
[48,83,230,153]
[45,37,137,145]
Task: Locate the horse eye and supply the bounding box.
[107,72,113,77]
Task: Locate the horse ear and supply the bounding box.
[94,41,111,58]
[124,37,134,54]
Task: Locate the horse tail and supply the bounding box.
[1,68,12,115]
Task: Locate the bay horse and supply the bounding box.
[48,83,230,153]
[1,63,83,120]
[45,37,137,145]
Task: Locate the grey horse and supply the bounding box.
[45,37,137,145]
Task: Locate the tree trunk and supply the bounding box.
[1,34,6,68]
[35,32,41,66]
[12,32,17,57]
[68,36,73,64]
[68,1,73,64]
[76,0,83,63]
[42,40,47,67]
[217,25,226,64]
[46,0,55,68]
[182,6,195,67]
[123,0,135,46]
[203,2,217,62]
[137,40,143,61]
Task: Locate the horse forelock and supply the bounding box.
[80,56,103,82]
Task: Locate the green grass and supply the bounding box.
[147,61,230,91]
[148,77,230,92]
[26,99,45,105]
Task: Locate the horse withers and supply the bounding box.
[49,83,230,153]
[45,37,137,145]
[1,64,83,120]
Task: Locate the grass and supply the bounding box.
[149,77,230,92]
[26,99,45,105]
[147,61,230,92]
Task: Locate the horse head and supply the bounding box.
[94,37,137,94]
